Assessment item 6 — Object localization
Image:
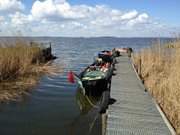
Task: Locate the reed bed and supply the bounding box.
[133,40,180,134]
[0,40,59,101]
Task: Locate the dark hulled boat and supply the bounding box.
[98,50,113,63]
[67,49,120,113]
[94,49,120,67]
[67,48,131,113]
[79,62,113,97]
[68,49,119,97]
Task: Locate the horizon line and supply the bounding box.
[0,36,176,38]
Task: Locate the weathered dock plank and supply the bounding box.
[106,54,173,135]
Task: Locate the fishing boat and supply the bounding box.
[116,47,133,57]
[68,49,120,96]
[94,49,120,68]
[67,48,132,113]
[68,62,112,113]
[68,62,113,97]
[81,63,113,96]
[97,50,113,63]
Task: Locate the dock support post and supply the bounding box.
[138,57,142,76]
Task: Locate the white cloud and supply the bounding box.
[0,0,179,37]
[121,10,138,20]
[127,13,149,26]
[31,0,86,20]
[10,12,32,25]
[0,0,25,12]
[29,0,149,29]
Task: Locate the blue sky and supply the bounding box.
[0,0,180,37]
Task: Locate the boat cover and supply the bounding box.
[82,70,106,81]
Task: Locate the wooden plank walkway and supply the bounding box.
[105,54,173,135]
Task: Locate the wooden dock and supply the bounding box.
[105,54,174,135]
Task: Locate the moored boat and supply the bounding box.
[67,48,132,113]
[68,49,120,97]
[68,62,113,97]
[115,47,133,57]
[94,49,120,68]
[98,50,113,63]
[79,62,113,96]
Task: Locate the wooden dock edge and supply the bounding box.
[102,112,107,135]
[130,54,176,135]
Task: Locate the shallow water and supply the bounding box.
[0,37,173,135]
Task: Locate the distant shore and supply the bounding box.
[133,40,180,134]
[0,40,57,102]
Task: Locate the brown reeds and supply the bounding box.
[133,40,180,134]
[0,40,59,102]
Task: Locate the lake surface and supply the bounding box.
[0,37,173,135]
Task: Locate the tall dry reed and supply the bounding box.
[133,40,180,134]
[0,41,44,81]
[0,40,59,101]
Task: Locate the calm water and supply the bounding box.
[0,37,173,135]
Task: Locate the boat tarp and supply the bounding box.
[82,70,106,81]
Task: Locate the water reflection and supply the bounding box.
[76,88,100,114]
[69,88,102,135]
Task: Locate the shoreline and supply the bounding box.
[0,40,57,102]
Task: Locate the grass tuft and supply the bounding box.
[0,40,60,102]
